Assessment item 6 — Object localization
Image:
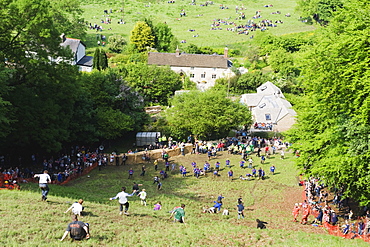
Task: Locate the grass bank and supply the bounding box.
[1,150,368,246]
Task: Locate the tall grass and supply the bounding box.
[1,150,368,246]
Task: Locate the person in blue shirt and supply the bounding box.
[217,194,224,203]
[213,200,222,213]
[228,170,233,181]
[215,161,220,171]
[237,203,245,219]
[270,165,275,175]
[239,160,245,168]
[225,159,230,167]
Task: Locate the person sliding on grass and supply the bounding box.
[256,219,268,229]
[170,204,186,223]
[60,215,90,241]
[110,187,134,215]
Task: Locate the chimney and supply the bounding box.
[176,46,180,57]
[224,46,228,58]
[60,33,66,43]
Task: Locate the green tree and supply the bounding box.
[99,49,108,70]
[48,0,86,38]
[93,48,100,70]
[130,21,155,52]
[155,23,177,52]
[184,44,201,54]
[108,35,127,53]
[287,0,370,205]
[214,71,270,95]
[296,0,343,25]
[165,90,252,139]
[123,63,182,105]
[268,49,298,76]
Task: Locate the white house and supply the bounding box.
[240,81,297,132]
[60,35,93,72]
[147,47,239,91]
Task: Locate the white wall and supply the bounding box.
[171,66,233,91]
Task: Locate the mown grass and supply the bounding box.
[79,0,316,54]
[1,150,368,246]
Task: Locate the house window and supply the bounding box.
[212,74,216,79]
[190,67,194,70]
[201,73,206,78]
[190,74,195,78]
[213,68,216,71]
[265,114,271,121]
[259,103,266,108]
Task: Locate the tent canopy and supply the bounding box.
[136,132,160,146]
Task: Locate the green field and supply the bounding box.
[80,0,315,54]
[1,150,367,246]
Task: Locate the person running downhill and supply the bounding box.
[110,187,134,215]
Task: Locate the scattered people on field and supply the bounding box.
[34,170,51,201]
[60,215,90,241]
[256,219,268,229]
[237,202,245,219]
[110,187,134,215]
[65,199,84,216]
[138,189,147,206]
[157,181,162,190]
[228,170,233,180]
[128,168,134,179]
[292,203,300,222]
[222,208,229,215]
[170,204,186,223]
[153,176,160,184]
[217,194,224,203]
[213,200,223,213]
[132,182,143,195]
[270,165,275,175]
[154,201,162,210]
[140,165,146,176]
[154,159,158,171]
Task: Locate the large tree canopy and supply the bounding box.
[165,90,252,140]
[123,63,182,105]
[130,21,155,52]
[287,0,370,205]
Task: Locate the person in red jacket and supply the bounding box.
[292,203,301,222]
[300,204,311,224]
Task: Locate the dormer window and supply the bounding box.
[261,86,267,91]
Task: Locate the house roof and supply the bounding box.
[60,38,83,54]
[240,82,296,124]
[147,52,231,69]
[256,81,284,98]
[240,94,264,107]
[77,56,93,67]
[251,96,297,123]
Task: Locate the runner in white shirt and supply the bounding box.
[137,189,147,206]
[65,199,84,216]
[34,170,51,201]
[110,187,134,215]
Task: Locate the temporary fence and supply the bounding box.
[301,186,370,243]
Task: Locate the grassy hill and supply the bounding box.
[80,0,316,54]
[1,150,368,246]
